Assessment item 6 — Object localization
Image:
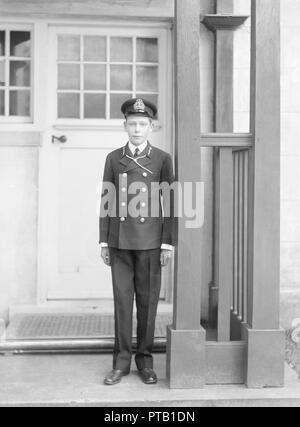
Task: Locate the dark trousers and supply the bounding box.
[110,248,162,372]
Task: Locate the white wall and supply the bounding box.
[0,147,38,320]
[280,0,300,327]
[233,0,300,328]
[233,0,300,327]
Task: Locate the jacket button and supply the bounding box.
[121,202,126,207]
[120,217,126,222]
[141,187,147,193]
[140,218,145,223]
[141,202,146,208]
[142,172,148,177]
[121,187,127,192]
[123,173,127,178]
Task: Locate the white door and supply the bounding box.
[39,24,173,301]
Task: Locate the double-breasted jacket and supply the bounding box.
[99,142,175,250]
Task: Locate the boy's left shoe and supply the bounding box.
[138,368,157,384]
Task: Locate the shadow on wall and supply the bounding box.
[0,307,9,326]
[286,319,300,378]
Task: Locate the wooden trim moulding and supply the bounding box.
[201,133,253,148]
[0,0,174,20]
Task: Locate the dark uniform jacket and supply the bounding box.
[99,142,175,250]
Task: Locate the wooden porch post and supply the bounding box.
[166,0,206,389]
[212,0,234,342]
[215,0,234,133]
[242,0,285,388]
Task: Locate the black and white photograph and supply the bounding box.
[0,0,299,411]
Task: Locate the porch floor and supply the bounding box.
[0,353,299,407]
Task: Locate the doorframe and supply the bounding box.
[36,17,174,305]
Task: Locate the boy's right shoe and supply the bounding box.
[104,369,129,385]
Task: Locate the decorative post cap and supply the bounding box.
[201,14,249,32]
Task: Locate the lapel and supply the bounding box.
[119,142,153,174]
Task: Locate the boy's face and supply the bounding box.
[124,115,153,146]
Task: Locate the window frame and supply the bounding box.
[0,23,33,124]
[49,25,168,129]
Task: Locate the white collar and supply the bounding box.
[128,140,148,157]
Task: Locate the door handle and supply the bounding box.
[52,135,67,144]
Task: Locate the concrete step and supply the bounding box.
[0,354,299,407]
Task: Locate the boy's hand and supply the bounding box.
[160,249,172,267]
[101,247,111,266]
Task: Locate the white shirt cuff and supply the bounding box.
[101,242,173,250]
[161,244,174,251]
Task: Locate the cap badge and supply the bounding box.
[134,99,146,112]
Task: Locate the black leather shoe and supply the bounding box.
[104,369,129,385]
[138,368,157,384]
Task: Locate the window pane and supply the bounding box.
[110,93,132,119]
[58,35,80,61]
[0,61,5,86]
[10,61,31,87]
[110,65,132,91]
[110,37,133,62]
[58,93,80,118]
[84,64,106,90]
[84,36,106,62]
[0,90,4,115]
[9,90,30,116]
[84,93,106,119]
[137,38,158,63]
[10,31,31,57]
[58,64,80,90]
[136,66,158,92]
[0,31,5,56]
[136,93,158,119]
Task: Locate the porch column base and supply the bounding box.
[166,326,206,389]
[241,324,285,388]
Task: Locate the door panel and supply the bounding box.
[51,147,112,299]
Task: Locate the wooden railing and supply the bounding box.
[233,149,249,327]
[201,134,252,342]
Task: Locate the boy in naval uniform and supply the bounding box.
[100,98,175,385]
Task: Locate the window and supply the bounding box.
[56,35,159,121]
[0,29,32,121]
